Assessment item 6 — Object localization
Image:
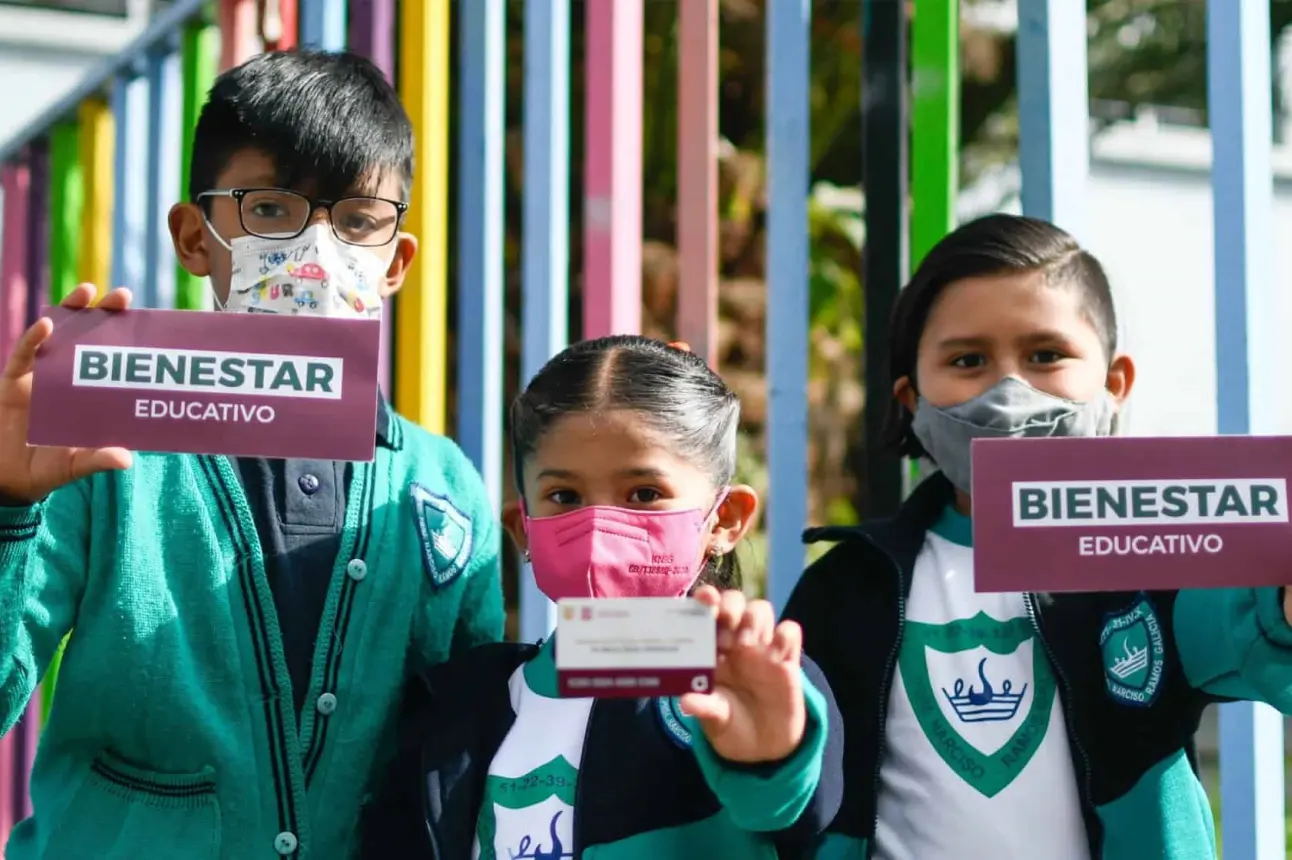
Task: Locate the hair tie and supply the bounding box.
[668,341,692,353]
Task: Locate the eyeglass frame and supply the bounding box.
[196,187,410,247]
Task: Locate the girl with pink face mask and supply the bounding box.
[362,336,843,860]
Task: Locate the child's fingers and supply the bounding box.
[733,598,776,649]
[678,691,731,726]
[58,283,97,309]
[714,589,747,651]
[692,584,722,611]
[770,619,803,664]
[2,317,54,380]
[96,287,134,312]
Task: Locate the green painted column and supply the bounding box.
[47,122,84,304]
[909,0,960,270]
[905,0,960,496]
[176,12,220,311]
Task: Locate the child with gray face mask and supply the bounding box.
[784,214,1292,860]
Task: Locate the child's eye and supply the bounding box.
[950,354,986,369]
[628,488,664,504]
[1031,350,1066,364]
[250,202,290,219]
[545,489,580,506]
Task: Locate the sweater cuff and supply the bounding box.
[1255,587,1292,650]
[0,502,42,541]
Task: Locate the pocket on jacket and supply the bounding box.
[44,749,222,860]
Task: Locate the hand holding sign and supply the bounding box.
[0,284,134,504]
[680,586,807,763]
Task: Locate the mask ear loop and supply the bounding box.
[702,487,732,557]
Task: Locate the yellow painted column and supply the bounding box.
[395,0,450,433]
[77,99,115,298]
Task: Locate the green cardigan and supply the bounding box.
[0,410,503,860]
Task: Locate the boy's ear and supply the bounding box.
[169,203,212,277]
[893,375,917,415]
[501,497,528,555]
[707,485,759,556]
[1106,353,1136,407]
[380,232,419,298]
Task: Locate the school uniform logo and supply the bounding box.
[476,757,577,860]
[1100,596,1165,707]
[410,484,473,588]
[655,696,694,749]
[900,613,1056,798]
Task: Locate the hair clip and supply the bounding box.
[668,341,692,353]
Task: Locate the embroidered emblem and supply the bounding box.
[1100,595,1166,707]
[900,613,1054,798]
[655,696,693,749]
[475,756,577,860]
[410,483,473,588]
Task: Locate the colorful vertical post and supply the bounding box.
[76,100,114,299]
[909,0,958,269]
[47,122,83,304]
[764,0,811,611]
[396,0,449,432]
[24,142,49,327]
[219,0,261,71]
[1016,0,1088,238]
[348,0,397,395]
[146,42,183,311]
[456,0,506,513]
[675,0,720,366]
[262,0,299,51]
[862,0,911,517]
[111,66,150,299]
[178,15,219,310]
[299,0,347,51]
[349,0,395,78]
[1208,1,1285,857]
[1,161,30,358]
[582,0,643,338]
[518,0,571,641]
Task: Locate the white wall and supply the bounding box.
[0,0,151,149]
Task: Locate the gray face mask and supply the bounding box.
[910,376,1117,494]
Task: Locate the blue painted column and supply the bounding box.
[456,0,506,515]
[1208,1,1285,858]
[144,41,182,309]
[298,0,347,51]
[518,0,570,643]
[764,0,811,613]
[1015,0,1089,237]
[111,62,149,298]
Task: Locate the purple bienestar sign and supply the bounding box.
[971,435,1292,593]
[28,307,381,461]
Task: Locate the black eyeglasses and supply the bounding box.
[198,187,409,247]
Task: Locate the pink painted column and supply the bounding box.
[219,0,262,71]
[675,0,720,366]
[582,0,643,338]
[1,161,31,363]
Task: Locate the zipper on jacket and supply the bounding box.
[870,574,907,845]
[572,700,595,859]
[1024,593,1101,857]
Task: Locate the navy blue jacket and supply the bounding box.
[361,641,845,859]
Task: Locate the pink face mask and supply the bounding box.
[524,494,726,601]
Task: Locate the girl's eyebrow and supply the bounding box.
[535,468,579,481]
[935,336,990,351]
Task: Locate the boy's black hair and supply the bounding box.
[187,50,413,203]
[510,336,743,590]
[883,213,1119,459]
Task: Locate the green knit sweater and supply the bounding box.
[0,411,503,860]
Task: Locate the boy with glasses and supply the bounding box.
[0,50,502,860]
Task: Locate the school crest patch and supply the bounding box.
[900,613,1055,798]
[410,483,473,588]
[655,696,694,749]
[1100,595,1165,707]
